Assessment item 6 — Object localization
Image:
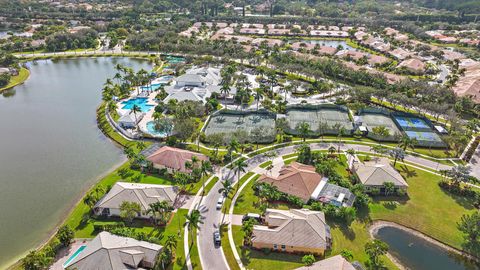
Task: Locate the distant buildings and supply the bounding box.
[252,208,332,255]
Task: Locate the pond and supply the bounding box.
[374,226,478,270]
[0,57,151,268]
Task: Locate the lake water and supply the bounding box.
[0,57,151,268]
[375,226,478,270]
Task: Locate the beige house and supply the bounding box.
[348,156,408,192]
[397,58,426,74]
[146,146,208,173]
[252,209,331,255]
[66,232,162,270]
[94,182,178,218]
[295,255,356,270]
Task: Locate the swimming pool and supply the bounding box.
[146,121,169,137]
[62,245,86,268]
[121,97,154,112]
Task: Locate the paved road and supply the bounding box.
[468,143,480,179]
[195,142,453,270]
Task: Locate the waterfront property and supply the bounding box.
[252,208,331,256]
[93,182,178,218]
[145,146,208,173]
[121,97,154,113]
[66,232,162,270]
[348,156,408,192]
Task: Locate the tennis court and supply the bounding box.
[361,113,401,137]
[405,131,443,143]
[204,112,276,141]
[394,116,430,130]
[286,108,353,133]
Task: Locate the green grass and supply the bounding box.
[221,224,241,270]
[282,153,297,160]
[232,225,304,270]
[223,172,255,214]
[203,176,219,195]
[259,160,273,169]
[329,220,398,269]
[188,227,202,270]
[369,163,477,250]
[0,68,30,92]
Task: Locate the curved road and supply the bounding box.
[193,142,453,270]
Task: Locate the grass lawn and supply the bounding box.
[188,227,202,270]
[232,225,304,270]
[221,224,241,270]
[259,160,273,169]
[203,176,219,195]
[329,220,398,269]
[0,68,30,92]
[369,163,477,250]
[223,172,255,214]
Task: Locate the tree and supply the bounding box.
[22,250,51,270]
[389,147,405,166]
[57,225,74,247]
[200,160,213,194]
[383,182,396,196]
[232,158,248,194]
[398,135,417,151]
[447,165,472,187]
[120,201,141,223]
[296,121,311,142]
[364,239,389,268]
[458,212,480,257]
[242,218,256,246]
[130,104,142,130]
[147,201,173,226]
[254,87,264,110]
[296,144,313,164]
[185,209,203,245]
[301,254,315,266]
[337,127,347,152]
[340,249,354,261]
[371,125,390,143]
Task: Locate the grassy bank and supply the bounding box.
[0,68,30,92]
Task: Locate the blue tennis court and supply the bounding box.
[395,116,429,129]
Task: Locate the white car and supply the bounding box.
[216,196,225,210]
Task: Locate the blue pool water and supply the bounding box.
[395,116,429,129]
[140,83,161,91]
[121,97,154,112]
[63,245,86,268]
[146,121,169,137]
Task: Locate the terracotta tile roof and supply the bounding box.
[146,146,207,173]
[258,162,323,202]
[397,58,426,72]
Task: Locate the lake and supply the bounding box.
[290,39,355,50]
[0,57,151,268]
[375,226,478,270]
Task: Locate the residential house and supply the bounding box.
[94,182,178,218]
[348,157,408,192]
[66,232,162,270]
[397,58,426,74]
[252,208,331,255]
[146,146,208,173]
[258,162,355,206]
[295,255,358,270]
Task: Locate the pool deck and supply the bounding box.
[138,91,159,135]
[50,239,90,270]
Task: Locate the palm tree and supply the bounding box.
[185,210,203,245]
[200,160,213,194]
[398,135,418,151]
[254,88,264,110]
[296,122,311,142]
[131,104,142,130]
[226,139,239,161]
[218,179,233,224]
[337,127,347,152]
[220,83,230,104]
[242,218,255,246]
[232,159,247,195]
[383,182,396,196]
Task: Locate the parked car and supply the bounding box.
[242,213,261,223]
[213,230,221,247]
[216,196,225,210]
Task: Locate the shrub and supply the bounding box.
[302,254,315,266]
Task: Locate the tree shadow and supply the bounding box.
[439,189,476,210]
[398,164,418,178]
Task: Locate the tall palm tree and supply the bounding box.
[218,179,233,224]
[232,159,247,194]
[184,210,203,245]
[200,160,213,194]
[296,122,311,142]
[131,104,142,130]
[398,135,418,151]
[254,88,264,111]
[220,83,230,104]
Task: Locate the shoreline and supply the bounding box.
[0,68,30,94]
[368,220,479,270]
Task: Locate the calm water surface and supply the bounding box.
[375,226,478,270]
[0,57,151,268]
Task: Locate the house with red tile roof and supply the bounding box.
[146,146,208,173]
